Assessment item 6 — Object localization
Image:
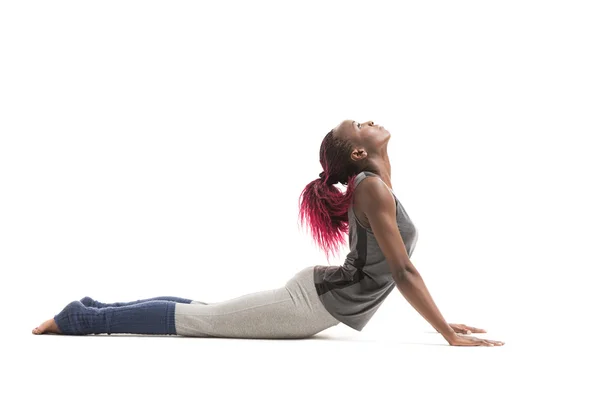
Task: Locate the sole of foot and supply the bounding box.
[32,318,62,335]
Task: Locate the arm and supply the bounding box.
[359,178,457,343]
[393,263,503,346]
[392,263,457,342]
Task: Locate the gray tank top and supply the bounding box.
[313,171,419,331]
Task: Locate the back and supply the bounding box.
[313,171,419,331]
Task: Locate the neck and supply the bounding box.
[368,152,393,190]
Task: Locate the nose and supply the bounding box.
[365,121,384,130]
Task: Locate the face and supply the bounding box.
[332,119,390,162]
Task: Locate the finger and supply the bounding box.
[465,325,486,333]
[453,325,471,334]
[484,340,503,346]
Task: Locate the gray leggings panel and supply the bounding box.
[174,266,340,338]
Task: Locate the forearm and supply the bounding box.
[393,264,457,341]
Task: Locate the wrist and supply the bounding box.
[439,326,458,342]
[444,333,458,344]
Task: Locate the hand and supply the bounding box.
[449,323,487,335]
[447,334,504,347]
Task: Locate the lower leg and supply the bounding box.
[54,300,178,335]
[80,296,195,308]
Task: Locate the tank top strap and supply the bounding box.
[352,171,371,188]
[354,171,395,197]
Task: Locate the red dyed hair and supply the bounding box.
[297,129,362,264]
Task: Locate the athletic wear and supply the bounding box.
[52,170,417,336]
[54,266,340,338]
[80,295,195,308]
[54,299,178,335]
[175,266,340,338]
[313,171,419,331]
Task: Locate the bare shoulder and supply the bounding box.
[353,176,391,212]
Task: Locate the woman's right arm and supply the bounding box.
[393,264,503,346]
[392,263,458,343]
[361,178,503,347]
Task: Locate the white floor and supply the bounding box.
[5,303,595,400]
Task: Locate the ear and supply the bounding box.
[351,147,368,162]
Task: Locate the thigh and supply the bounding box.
[174,287,300,338]
[284,266,340,332]
[175,267,339,339]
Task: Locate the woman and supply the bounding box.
[32,119,504,347]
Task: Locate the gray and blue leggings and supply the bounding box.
[53,266,340,338]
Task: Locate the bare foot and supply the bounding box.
[32,318,62,335]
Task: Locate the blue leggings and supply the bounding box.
[53,296,195,335]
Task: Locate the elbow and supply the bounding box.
[392,262,417,282]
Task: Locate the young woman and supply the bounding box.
[32,119,504,347]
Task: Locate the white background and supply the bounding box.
[1,1,598,399]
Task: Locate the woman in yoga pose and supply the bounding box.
[32,119,503,347]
